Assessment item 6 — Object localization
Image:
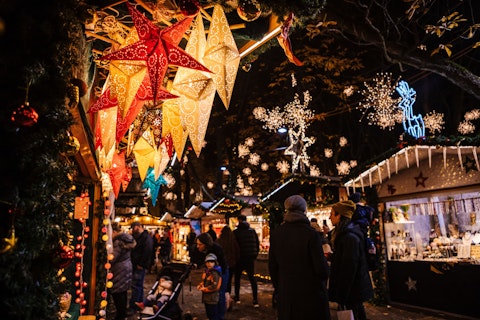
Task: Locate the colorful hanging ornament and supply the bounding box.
[277,13,303,66]
[237,0,262,22]
[11,102,38,127]
[179,0,200,17]
[53,245,74,269]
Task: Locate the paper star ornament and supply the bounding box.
[203,5,240,109]
[143,167,167,207]
[133,130,156,182]
[100,3,210,103]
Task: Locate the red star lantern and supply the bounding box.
[100,3,210,103]
[107,151,128,198]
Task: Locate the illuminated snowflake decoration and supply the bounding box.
[358,73,401,130]
[244,137,255,147]
[163,173,176,188]
[350,160,358,168]
[464,109,480,121]
[248,176,257,185]
[423,111,445,134]
[207,181,214,189]
[254,74,316,173]
[248,153,261,166]
[261,163,269,171]
[343,86,355,97]
[339,136,348,147]
[336,161,351,175]
[276,160,290,174]
[238,144,250,158]
[458,120,476,135]
[324,148,333,158]
[310,165,321,177]
[242,167,252,176]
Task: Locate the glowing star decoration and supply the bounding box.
[133,130,156,182]
[107,151,128,198]
[254,75,316,173]
[339,136,348,147]
[405,276,417,291]
[324,148,333,158]
[248,153,260,166]
[100,3,209,104]
[396,80,425,139]
[203,5,240,109]
[261,163,269,171]
[142,168,167,206]
[423,110,445,135]
[167,14,216,157]
[310,165,321,177]
[277,160,290,174]
[336,161,351,175]
[162,100,189,160]
[358,73,401,130]
[153,141,171,180]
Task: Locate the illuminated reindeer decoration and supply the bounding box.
[395,80,425,139]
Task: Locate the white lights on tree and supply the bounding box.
[458,120,475,135]
[395,80,425,139]
[310,165,321,177]
[207,181,214,189]
[339,136,348,147]
[238,144,250,158]
[242,167,252,176]
[349,160,358,168]
[244,137,255,146]
[261,163,269,171]
[423,110,445,134]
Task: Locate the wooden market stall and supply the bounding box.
[344,145,480,318]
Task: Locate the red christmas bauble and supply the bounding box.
[53,245,74,269]
[237,0,261,22]
[11,103,39,127]
[179,0,200,17]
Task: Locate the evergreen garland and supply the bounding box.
[0,0,86,318]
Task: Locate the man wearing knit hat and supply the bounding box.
[328,200,373,320]
[268,195,330,320]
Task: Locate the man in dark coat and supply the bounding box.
[328,200,374,320]
[269,195,331,320]
[129,221,154,311]
[233,214,260,307]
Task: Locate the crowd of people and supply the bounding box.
[108,191,375,320]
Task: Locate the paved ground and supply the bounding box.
[116,264,464,320]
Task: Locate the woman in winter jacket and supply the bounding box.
[269,195,330,320]
[328,200,374,320]
[110,222,136,320]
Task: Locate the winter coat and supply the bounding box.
[328,222,374,305]
[269,211,330,320]
[216,233,240,268]
[131,230,154,269]
[110,232,136,293]
[233,221,259,258]
[200,265,222,305]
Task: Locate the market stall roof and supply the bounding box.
[344,145,480,193]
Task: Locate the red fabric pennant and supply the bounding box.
[277,13,303,66]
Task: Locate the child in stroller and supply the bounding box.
[135,275,173,312]
[138,262,192,320]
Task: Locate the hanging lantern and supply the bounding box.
[178,0,200,17]
[237,0,261,22]
[11,102,39,127]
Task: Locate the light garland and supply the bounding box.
[98,192,113,320]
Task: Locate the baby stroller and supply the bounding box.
[138,262,192,320]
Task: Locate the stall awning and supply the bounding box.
[344,145,480,193]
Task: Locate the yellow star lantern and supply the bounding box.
[203,5,240,109]
[133,130,156,182]
[108,29,146,118]
[162,100,189,161]
[170,14,216,156]
[154,141,171,180]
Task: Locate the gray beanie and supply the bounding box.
[284,195,307,213]
[205,253,218,262]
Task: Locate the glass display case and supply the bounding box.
[383,191,480,263]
